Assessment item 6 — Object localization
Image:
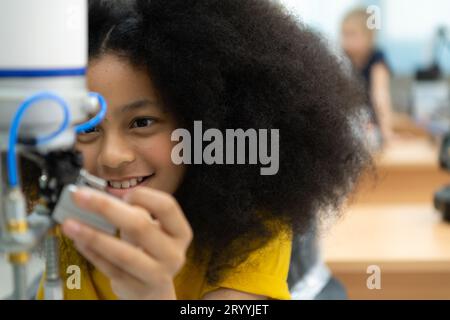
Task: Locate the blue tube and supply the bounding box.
[74,92,107,134]
[7,92,71,187]
[7,91,107,188]
[0,67,86,78]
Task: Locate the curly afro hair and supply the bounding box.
[24,0,372,285]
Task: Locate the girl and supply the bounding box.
[28,0,370,300]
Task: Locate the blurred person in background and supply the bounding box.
[341,8,394,148]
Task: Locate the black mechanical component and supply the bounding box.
[23,150,84,211]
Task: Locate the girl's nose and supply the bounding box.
[98,133,135,169]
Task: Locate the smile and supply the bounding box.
[107,175,153,190]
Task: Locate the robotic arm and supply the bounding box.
[0,0,115,300]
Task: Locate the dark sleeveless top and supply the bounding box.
[358,49,390,126]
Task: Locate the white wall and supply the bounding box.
[383,0,450,41]
[279,0,450,75]
[281,0,359,41]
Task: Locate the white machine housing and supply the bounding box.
[0,0,90,151]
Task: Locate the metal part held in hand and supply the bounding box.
[78,169,107,190]
[52,184,117,235]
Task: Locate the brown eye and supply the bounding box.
[130,117,154,129]
[77,126,100,143]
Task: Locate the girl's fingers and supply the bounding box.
[76,244,157,300]
[74,242,142,289]
[124,187,193,247]
[71,187,150,231]
[62,219,163,282]
[71,187,184,265]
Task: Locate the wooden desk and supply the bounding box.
[356,139,450,204]
[322,205,450,299]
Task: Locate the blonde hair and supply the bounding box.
[342,7,376,40]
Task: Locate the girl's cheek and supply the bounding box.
[138,135,186,193]
[139,134,175,168]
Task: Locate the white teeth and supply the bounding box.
[112,181,122,189]
[108,176,149,189]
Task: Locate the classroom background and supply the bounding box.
[281,0,450,299]
[1,0,450,300]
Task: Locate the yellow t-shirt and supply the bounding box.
[37,228,292,300]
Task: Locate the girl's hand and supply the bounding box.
[61,186,193,300]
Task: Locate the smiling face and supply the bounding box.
[77,54,186,199]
